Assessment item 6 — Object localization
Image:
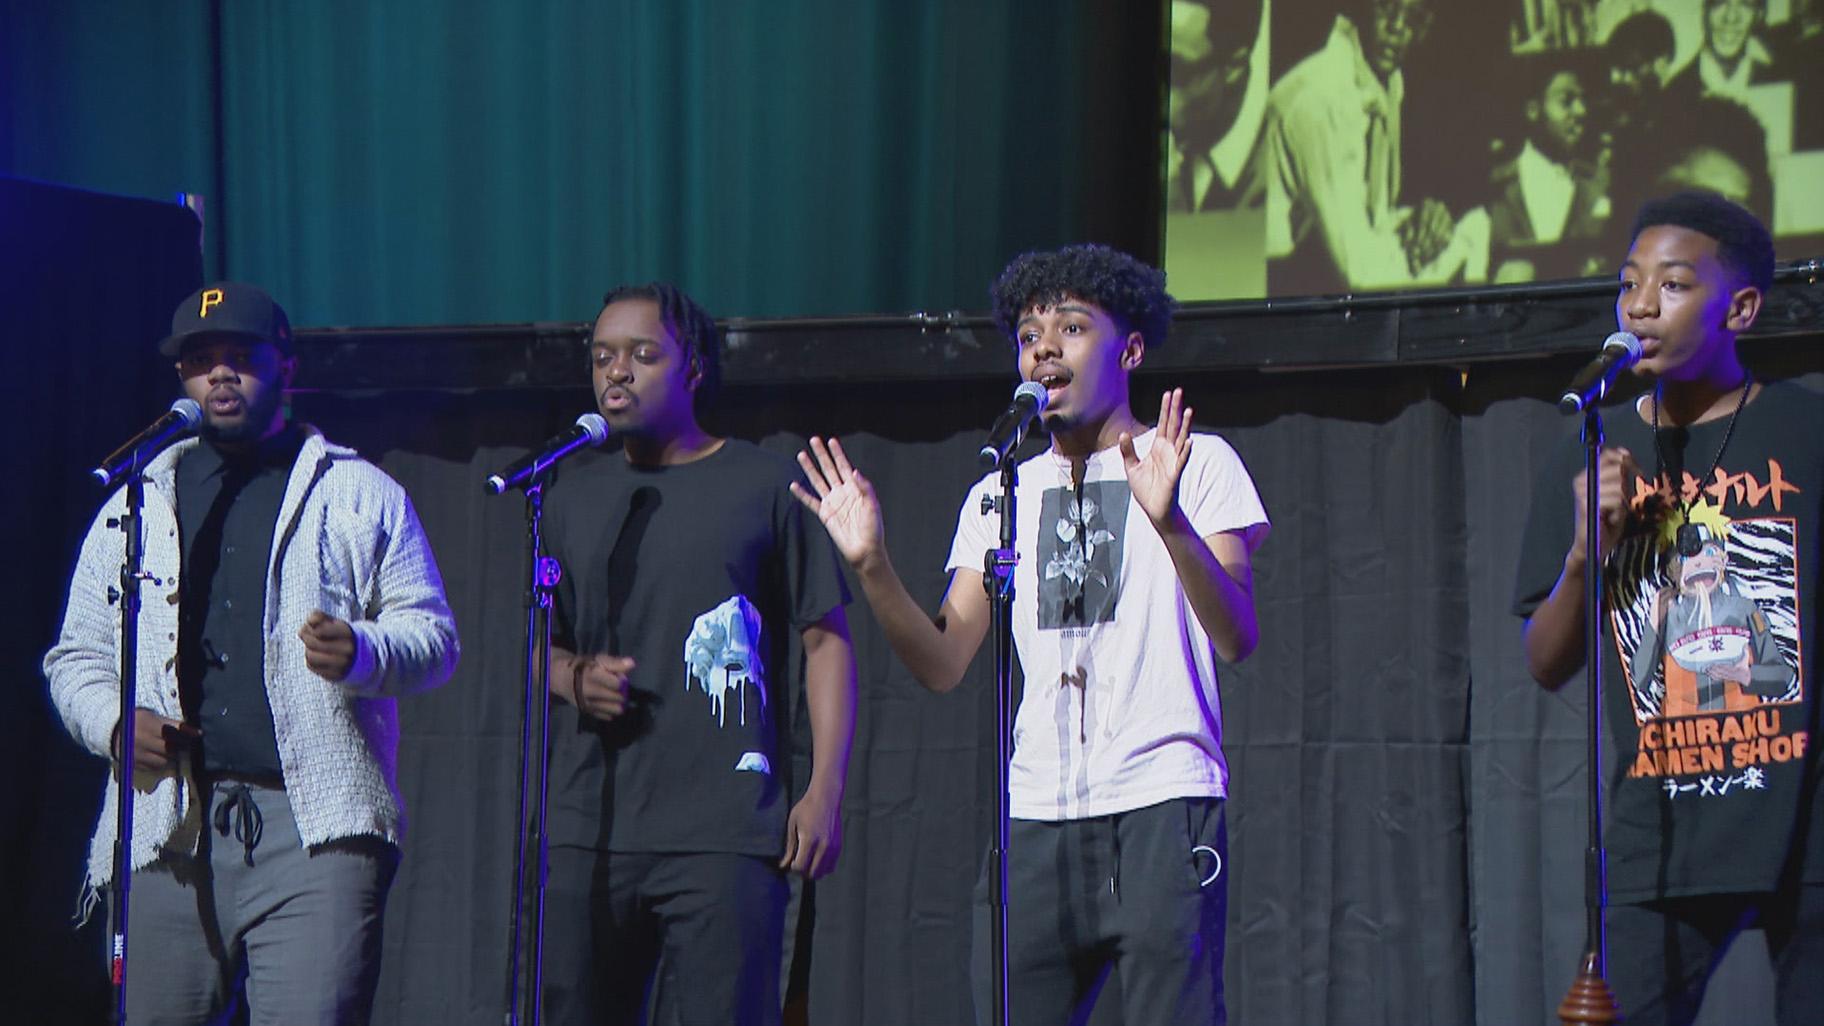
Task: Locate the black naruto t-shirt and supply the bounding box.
[1514,380,1824,902]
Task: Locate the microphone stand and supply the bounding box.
[980,444,1022,1026]
[503,481,561,1026]
[107,465,149,1023]
[1557,405,1619,1025]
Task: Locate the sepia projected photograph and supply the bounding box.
[1166,0,1824,299]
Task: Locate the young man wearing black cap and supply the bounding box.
[794,244,1269,1024]
[1514,192,1824,1024]
[536,283,855,1026]
[44,282,460,1024]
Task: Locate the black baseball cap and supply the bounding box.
[159,282,293,358]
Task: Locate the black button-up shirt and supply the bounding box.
[174,425,306,779]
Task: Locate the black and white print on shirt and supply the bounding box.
[1038,480,1129,631]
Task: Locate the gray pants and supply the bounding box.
[122,780,400,1026]
[972,797,1228,1026]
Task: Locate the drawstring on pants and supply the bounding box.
[212,783,264,867]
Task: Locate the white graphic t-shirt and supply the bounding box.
[948,430,1269,821]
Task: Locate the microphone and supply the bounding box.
[978,381,1050,469]
[90,399,203,488]
[485,413,611,494]
[1558,332,1643,413]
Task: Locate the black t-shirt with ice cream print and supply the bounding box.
[544,439,849,857]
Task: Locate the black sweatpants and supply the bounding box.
[542,845,788,1026]
[972,797,1228,1026]
[1606,880,1824,1026]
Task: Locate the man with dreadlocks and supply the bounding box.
[537,282,856,1025]
[794,244,1269,1024]
[1515,191,1824,1024]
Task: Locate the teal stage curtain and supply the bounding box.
[2,0,1159,328]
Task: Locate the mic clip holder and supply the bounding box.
[986,548,1018,588]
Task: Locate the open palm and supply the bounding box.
[1122,388,1193,525]
[792,436,885,567]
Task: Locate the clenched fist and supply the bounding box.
[299,610,357,681]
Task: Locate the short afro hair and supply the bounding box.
[1630,190,1775,293]
[598,281,722,399]
[990,244,1177,348]
[1604,10,1676,68]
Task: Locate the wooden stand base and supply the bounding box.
[1557,951,1621,1024]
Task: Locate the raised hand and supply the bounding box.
[791,437,886,569]
[1121,388,1194,527]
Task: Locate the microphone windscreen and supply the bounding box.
[574,413,610,445]
[1602,331,1642,365]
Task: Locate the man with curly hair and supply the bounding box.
[794,244,1269,1024]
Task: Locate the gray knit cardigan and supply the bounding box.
[44,428,460,889]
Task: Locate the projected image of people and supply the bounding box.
[1775,0,1824,149]
[1594,9,1679,135]
[1255,0,1491,293]
[1508,0,1604,52]
[1489,52,1613,280]
[1668,0,1779,99]
[1167,0,1268,214]
[1160,2,1824,298]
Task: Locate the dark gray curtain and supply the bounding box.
[12,183,1820,1025]
[301,359,1713,1026]
[1204,368,1474,1024]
